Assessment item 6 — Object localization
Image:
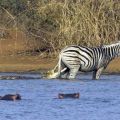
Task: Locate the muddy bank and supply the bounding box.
[0,55,57,73]
[0,55,120,74]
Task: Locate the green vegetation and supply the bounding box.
[0,0,120,56]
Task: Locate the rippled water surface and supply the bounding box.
[0,73,120,120]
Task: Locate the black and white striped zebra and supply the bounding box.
[46,41,120,79]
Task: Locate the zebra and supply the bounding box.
[46,41,120,80]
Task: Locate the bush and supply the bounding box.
[0,0,120,55]
[32,0,120,54]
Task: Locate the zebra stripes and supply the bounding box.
[46,41,120,79]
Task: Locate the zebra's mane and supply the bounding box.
[102,41,120,48]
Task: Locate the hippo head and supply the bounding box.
[16,94,21,100]
[58,93,80,99]
[74,93,80,98]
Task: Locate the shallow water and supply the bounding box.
[0,73,120,120]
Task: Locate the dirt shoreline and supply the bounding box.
[0,56,57,73]
[0,55,120,74]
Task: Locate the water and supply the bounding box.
[0,73,120,120]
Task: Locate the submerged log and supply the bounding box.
[58,93,80,99]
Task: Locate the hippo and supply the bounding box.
[0,94,21,101]
[58,93,80,99]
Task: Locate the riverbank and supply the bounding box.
[0,55,120,74]
[0,55,57,73]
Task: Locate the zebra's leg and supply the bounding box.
[60,67,69,79]
[61,72,69,79]
[68,67,79,79]
[92,67,104,80]
[60,67,68,79]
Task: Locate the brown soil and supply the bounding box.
[105,57,120,74]
[0,55,57,72]
[0,55,120,74]
[0,30,56,73]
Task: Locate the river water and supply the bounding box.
[0,73,120,120]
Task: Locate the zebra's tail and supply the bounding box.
[45,53,67,79]
[58,53,68,76]
[58,54,62,76]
